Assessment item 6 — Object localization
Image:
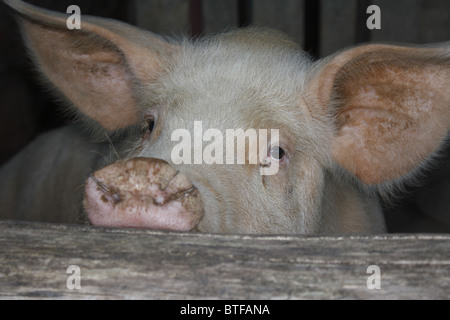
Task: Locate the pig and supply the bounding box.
[1,0,449,234]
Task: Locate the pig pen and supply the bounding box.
[1,220,449,299]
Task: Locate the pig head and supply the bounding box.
[4,0,450,234]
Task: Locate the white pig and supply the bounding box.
[1,0,449,234]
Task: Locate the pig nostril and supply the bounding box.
[89,174,122,204]
[181,186,198,198]
[152,185,198,206]
[109,191,122,204]
[159,170,181,191]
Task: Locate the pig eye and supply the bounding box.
[142,115,155,140]
[145,116,155,133]
[269,146,286,162]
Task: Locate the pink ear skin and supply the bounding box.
[308,44,450,185]
[6,0,176,131]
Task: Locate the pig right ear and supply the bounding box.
[307,43,450,186]
[5,0,176,131]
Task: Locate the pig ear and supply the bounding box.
[5,0,176,131]
[308,44,450,185]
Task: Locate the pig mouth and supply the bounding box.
[84,158,204,231]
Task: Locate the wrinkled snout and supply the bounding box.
[84,158,204,231]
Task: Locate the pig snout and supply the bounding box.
[84,158,204,231]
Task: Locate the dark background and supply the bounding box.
[0,0,449,232]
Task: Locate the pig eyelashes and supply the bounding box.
[142,115,156,140]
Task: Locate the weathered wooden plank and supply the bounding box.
[0,220,449,299]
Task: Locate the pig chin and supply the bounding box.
[83,158,204,231]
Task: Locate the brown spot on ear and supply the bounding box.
[305,45,396,116]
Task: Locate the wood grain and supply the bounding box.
[0,220,449,299]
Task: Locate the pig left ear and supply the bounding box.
[307,44,450,185]
[5,0,176,131]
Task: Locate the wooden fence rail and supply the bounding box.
[0,220,449,299]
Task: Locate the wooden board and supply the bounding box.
[0,220,449,299]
